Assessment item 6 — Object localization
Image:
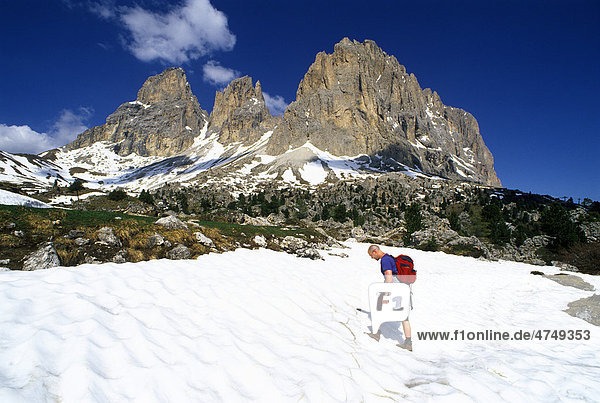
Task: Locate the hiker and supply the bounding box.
[367,244,413,351]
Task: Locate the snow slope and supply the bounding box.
[2,129,441,196]
[0,243,598,402]
[0,150,70,190]
[0,189,50,208]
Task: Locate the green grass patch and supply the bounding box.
[0,205,328,270]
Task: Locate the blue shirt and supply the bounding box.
[380,254,397,276]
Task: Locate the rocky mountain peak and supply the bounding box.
[65,67,208,157]
[275,38,501,186]
[209,76,275,144]
[136,67,194,104]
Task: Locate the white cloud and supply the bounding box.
[263,92,288,117]
[116,0,236,64]
[202,60,240,87]
[0,125,54,154]
[88,1,115,19]
[0,108,91,154]
[51,108,92,146]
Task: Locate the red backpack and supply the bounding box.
[394,255,417,284]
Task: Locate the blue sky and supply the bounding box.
[0,0,598,201]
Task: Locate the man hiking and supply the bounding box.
[367,244,413,351]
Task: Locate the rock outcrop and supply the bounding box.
[269,38,500,186]
[22,243,60,271]
[155,215,188,230]
[96,227,121,246]
[564,294,600,326]
[167,244,191,260]
[66,68,208,157]
[209,76,276,145]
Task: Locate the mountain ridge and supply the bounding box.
[2,38,501,192]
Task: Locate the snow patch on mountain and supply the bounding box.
[0,150,71,190]
[3,124,448,198]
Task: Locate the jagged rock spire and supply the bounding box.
[66,67,208,157]
[137,67,195,104]
[209,76,275,145]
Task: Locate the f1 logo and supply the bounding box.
[369,283,410,333]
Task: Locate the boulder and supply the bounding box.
[66,229,85,239]
[155,215,188,230]
[84,255,102,264]
[281,236,309,252]
[125,201,155,215]
[564,294,600,326]
[96,227,121,246]
[351,226,367,242]
[314,228,345,248]
[167,244,191,260]
[253,235,267,248]
[22,243,60,271]
[521,235,551,249]
[411,227,459,247]
[147,233,165,248]
[296,248,324,260]
[75,237,90,246]
[238,213,272,226]
[194,232,214,247]
[518,235,551,264]
[112,250,128,264]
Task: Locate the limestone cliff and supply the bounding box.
[208,76,277,145]
[268,38,501,186]
[66,68,208,157]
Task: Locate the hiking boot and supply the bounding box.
[366,332,381,342]
[396,339,412,351]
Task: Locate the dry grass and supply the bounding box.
[56,248,83,266]
[0,234,20,248]
[22,213,54,233]
[189,243,211,257]
[126,248,146,263]
[129,232,157,249]
[163,229,195,245]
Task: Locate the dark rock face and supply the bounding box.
[208,76,277,145]
[66,68,208,157]
[270,38,501,186]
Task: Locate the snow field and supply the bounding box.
[0,189,51,208]
[0,242,598,402]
